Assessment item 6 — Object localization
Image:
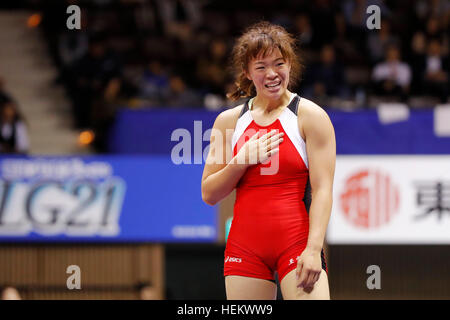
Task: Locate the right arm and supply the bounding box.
[201,108,247,206]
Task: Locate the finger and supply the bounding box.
[304,272,316,289]
[267,148,279,158]
[296,262,303,282]
[267,137,283,151]
[266,135,271,148]
[311,272,321,288]
[266,132,284,146]
[249,131,260,141]
[313,272,321,285]
[263,135,283,152]
[297,268,308,288]
[260,129,280,141]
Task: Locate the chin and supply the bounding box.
[264,88,286,100]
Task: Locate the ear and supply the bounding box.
[245,70,252,81]
[286,60,292,71]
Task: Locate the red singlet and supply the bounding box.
[224,93,327,283]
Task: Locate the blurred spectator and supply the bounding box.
[293,13,317,66]
[165,75,203,108]
[428,0,450,19]
[196,38,229,95]
[156,0,203,41]
[424,16,447,44]
[0,101,29,154]
[0,78,12,106]
[303,45,350,100]
[36,0,450,145]
[423,40,449,102]
[333,12,365,66]
[0,286,22,300]
[67,34,123,128]
[372,45,412,101]
[56,10,89,85]
[342,0,390,52]
[58,11,89,67]
[138,60,170,105]
[294,14,314,50]
[309,0,337,50]
[367,19,401,65]
[409,32,428,94]
[342,0,391,27]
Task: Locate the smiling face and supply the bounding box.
[246,48,291,101]
[227,22,302,101]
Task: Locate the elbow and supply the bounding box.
[202,193,218,206]
[201,188,218,206]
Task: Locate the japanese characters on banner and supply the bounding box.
[327,156,450,244]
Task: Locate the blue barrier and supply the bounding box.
[0,155,217,242]
[108,108,450,155]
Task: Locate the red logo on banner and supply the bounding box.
[340,170,400,228]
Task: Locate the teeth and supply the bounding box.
[266,82,281,88]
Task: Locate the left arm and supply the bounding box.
[296,100,336,289]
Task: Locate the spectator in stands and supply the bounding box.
[58,10,89,67]
[165,75,203,108]
[156,0,204,41]
[409,31,428,94]
[427,0,450,20]
[414,0,450,27]
[309,0,337,50]
[0,78,12,106]
[367,19,401,65]
[302,44,349,101]
[424,16,447,44]
[423,40,449,102]
[139,60,170,106]
[333,12,364,66]
[39,0,449,126]
[372,45,412,101]
[68,34,123,128]
[56,9,89,85]
[196,38,229,96]
[342,0,390,53]
[0,285,22,300]
[294,14,314,51]
[0,101,29,154]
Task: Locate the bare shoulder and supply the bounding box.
[213,103,245,130]
[298,97,330,121]
[297,97,335,139]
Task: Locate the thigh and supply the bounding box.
[280,269,330,300]
[225,275,277,300]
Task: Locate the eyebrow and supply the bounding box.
[254,57,285,65]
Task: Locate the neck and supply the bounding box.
[252,90,292,113]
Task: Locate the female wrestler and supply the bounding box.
[201,21,336,300]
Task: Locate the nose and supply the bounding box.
[266,67,277,78]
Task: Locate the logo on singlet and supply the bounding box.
[225,256,242,263]
[340,169,400,229]
[288,256,301,265]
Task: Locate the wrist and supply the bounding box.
[306,242,323,253]
[230,155,250,170]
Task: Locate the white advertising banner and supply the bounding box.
[327,156,450,244]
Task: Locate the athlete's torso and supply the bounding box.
[228,93,310,263]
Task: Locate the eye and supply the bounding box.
[256,66,265,70]
[277,62,285,66]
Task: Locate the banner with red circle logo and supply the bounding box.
[327,156,450,244]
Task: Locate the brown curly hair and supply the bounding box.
[227,21,303,101]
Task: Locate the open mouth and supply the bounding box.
[265,81,281,89]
